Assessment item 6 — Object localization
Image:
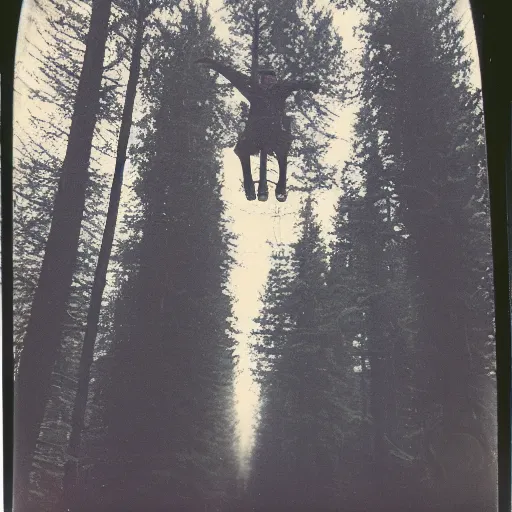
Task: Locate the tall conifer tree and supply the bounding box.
[251,196,356,510]
[353,0,496,506]
[14,0,128,507]
[14,0,114,503]
[90,4,239,510]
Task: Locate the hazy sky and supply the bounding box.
[13,0,482,483]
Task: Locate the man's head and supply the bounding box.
[259,69,277,89]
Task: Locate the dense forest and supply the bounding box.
[13,0,496,511]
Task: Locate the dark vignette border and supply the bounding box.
[470,0,512,511]
[1,0,23,510]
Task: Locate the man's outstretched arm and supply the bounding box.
[280,80,321,95]
[195,57,252,97]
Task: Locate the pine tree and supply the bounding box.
[86,4,239,510]
[60,3,174,510]
[248,244,294,506]
[13,0,131,507]
[14,0,114,504]
[13,0,122,369]
[328,104,425,506]
[250,196,353,510]
[252,244,295,385]
[356,0,496,507]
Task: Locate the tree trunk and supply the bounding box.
[364,154,397,506]
[360,355,368,421]
[14,0,112,507]
[61,11,144,511]
[251,2,260,83]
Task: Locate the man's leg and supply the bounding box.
[275,144,289,202]
[234,142,256,201]
[258,150,268,201]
